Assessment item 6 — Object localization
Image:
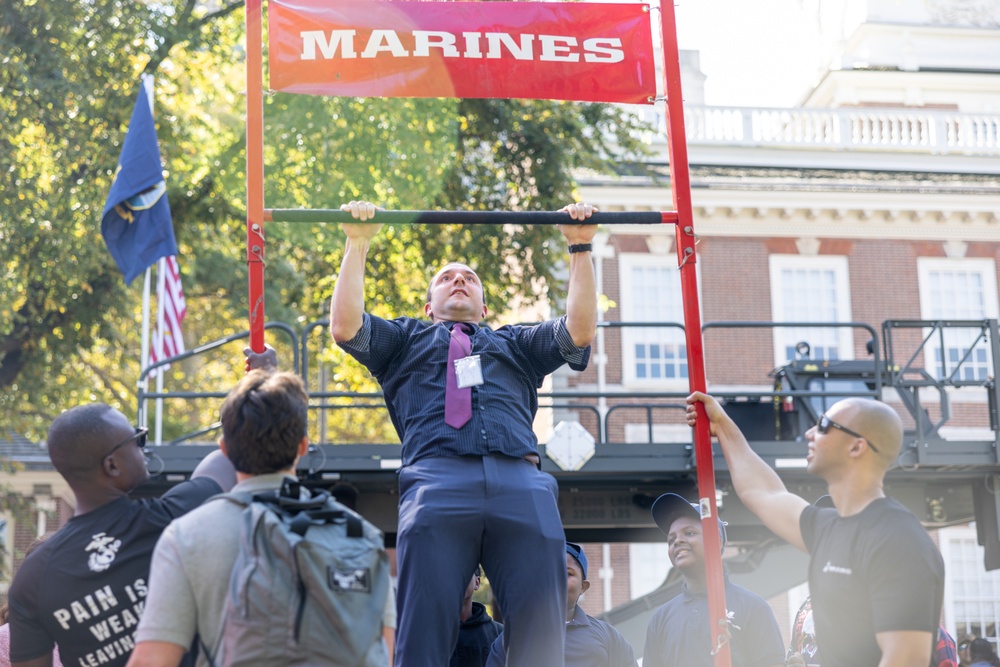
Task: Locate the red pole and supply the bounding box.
[246,0,266,354]
[658,3,732,666]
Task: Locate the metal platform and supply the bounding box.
[137,317,1000,554]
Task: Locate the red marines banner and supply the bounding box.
[269,0,657,104]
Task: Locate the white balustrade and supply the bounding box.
[668,105,1000,155]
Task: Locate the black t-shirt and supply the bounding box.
[800,497,944,667]
[8,478,221,666]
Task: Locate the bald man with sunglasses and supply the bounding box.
[686,394,944,667]
[7,403,236,667]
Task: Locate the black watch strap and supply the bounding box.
[568,243,593,254]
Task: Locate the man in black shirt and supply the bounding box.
[451,567,503,667]
[8,403,235,667]
[686,394,944,667]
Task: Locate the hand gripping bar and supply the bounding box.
[265,209,675,225]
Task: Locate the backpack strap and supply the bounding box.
[286,505,364,538]
[197,634,218,667]
[346,514,363,538]
[212,485,364,538]
[209,490,256,508]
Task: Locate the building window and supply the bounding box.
[769,255,853,365]
[619,253,696,387]
[941,525,1000,647]
[918,259,998,382]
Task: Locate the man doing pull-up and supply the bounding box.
[330,201,597,667]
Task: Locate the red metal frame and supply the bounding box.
[659,2,730,663]
[246,0,266,352]
[243,3,729,664]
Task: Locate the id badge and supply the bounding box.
[455,355,484,389]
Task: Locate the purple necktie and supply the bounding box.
[444,323,472,429]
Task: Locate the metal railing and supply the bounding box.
[639,105,1000,155]
[882,319,1000,443]
[138,318,1000,452]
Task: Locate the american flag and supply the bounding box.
[148,255,186,377]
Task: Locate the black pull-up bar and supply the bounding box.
[265,208,673,225]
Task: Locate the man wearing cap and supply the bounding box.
[685,393,945,667]
[643,493,784,667]
[486,542,637,667]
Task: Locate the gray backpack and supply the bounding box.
[208,481,390,666]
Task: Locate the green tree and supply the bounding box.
[0,0,651,442]
[0,0,246,439]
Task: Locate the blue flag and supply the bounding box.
[101,83,178,285]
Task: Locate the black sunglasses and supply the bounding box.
[107,427,149,456]
[817,415,880,454]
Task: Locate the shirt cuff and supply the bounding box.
[554,316,589,370]
[336,313,373,353]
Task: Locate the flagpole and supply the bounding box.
[155,258,165,445]
[139,73,166,443]
[104,72,182,442]
[139,267,152,429]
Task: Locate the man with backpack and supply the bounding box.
[127,368,391,666]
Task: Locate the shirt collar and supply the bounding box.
[680,575,730,602]
[567,604,591,627]
[232,473,298,494]
[442,320,480,333]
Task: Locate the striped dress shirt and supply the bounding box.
[338,313,590,466]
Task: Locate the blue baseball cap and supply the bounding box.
[651,493,728,551]
[565,542,588,580]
